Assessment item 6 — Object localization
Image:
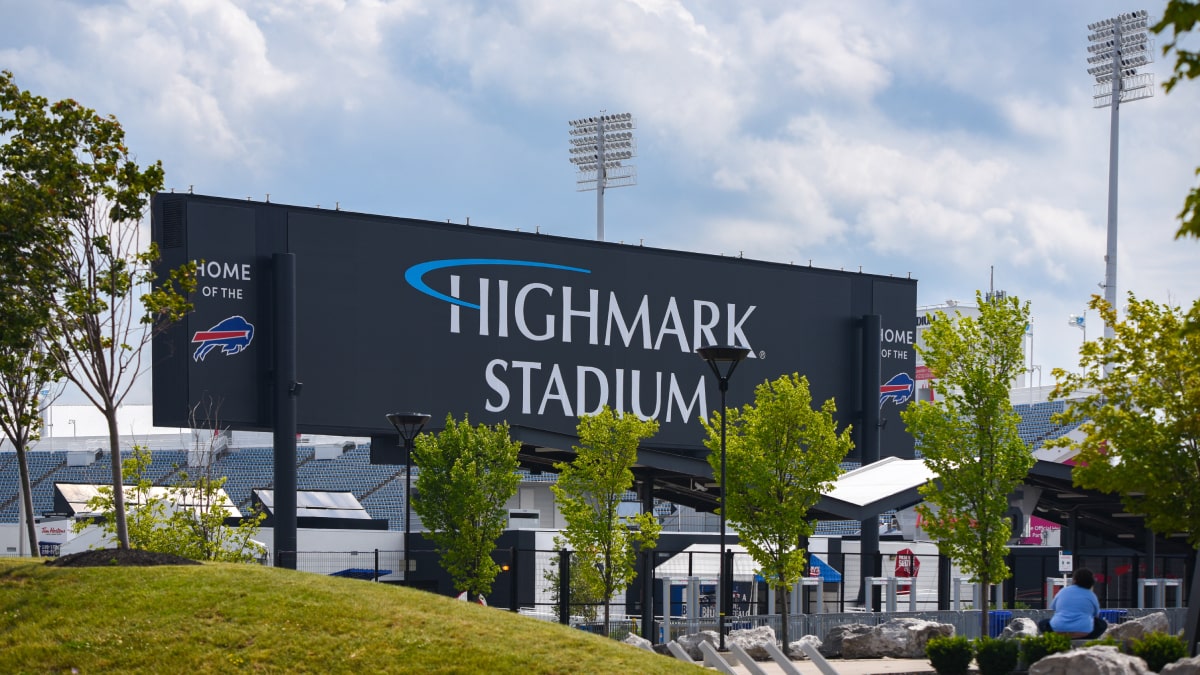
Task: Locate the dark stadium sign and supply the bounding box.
[153,194,917,458]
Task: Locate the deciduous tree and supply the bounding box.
[0,70,195,549]
[412,414,521,600]
[901,291,1032,638]
[552,406,661,637]
[0,71,70,557]
[1051,293,1200,646]
[702,372,851,651]
[1052,294,1200,541]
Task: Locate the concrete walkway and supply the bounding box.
[726,657,936,674]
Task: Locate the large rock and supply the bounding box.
[1162,655,1200,674]
[841,618,955,659]
[621,632,653,651]
[788,635,822,659]
[1104,612,1171,643]
[1029,646,1150,675]
[728,625,776,661]
[820,623,872,657]
[1001,617,1039,640]
[673,631,718,661]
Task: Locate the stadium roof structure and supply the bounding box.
[509,426,930,520]
[1021,460,1193,555]
[510,424,1185,554]
[55,482,241,519]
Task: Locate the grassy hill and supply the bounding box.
[0,557,700,674]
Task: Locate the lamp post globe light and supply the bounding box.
[696,345,750,650]
[387,412,431,585]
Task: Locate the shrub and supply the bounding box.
[1021,632,1071,668]
[1130,632,1187,672]
[974,636,1020,675]
[926,635,973,675]
[1084,636,1121,649]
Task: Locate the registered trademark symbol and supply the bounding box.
[759,350,766,359]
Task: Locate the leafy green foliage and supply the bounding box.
[412,414,521,598]
[1130,631,1187,672]
[75,447,265,562]
[902,292,1032,638]
[552,406,661,637]
[701,372,851,650]
[1021,632,1071,667]
[0,70,196,550]
[542,553,606,622]
[1152,1,1200,239]
[1051,294,1200,548]
[1084,635,1121,649]
[0,71,72,556]
[925,635,973,675]
[973,636,1019,675]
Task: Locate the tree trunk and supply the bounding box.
[16,441,38,557]
[106,409,129,549]
[980,581,991,639]
[780,582,790,656]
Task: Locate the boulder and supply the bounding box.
[1029,645,1150,675]
[1001,617,1040,640]
[841,618,955,659]
[728,625,776,661]
[1104,612,1171,643]
[674,631,719,661]
[788,635,822,659]
[1161,655,1200,674]
[621,632,653,651]
[820,623,872,657]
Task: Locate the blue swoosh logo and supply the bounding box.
[405,258,591,310]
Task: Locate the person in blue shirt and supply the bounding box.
[1037,568,1107,639]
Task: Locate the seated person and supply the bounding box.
[1037,568,1108,639]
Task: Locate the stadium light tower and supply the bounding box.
[568,112,637,242]
[1087,10,1153,364]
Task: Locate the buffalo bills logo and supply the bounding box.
[879,372,915,408]
[192,316,255,362]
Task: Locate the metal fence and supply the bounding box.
[276,549,407,583]
[266,547,1189,646]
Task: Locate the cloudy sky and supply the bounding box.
[3,0,1199,403]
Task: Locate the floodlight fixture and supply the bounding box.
[1086,10,1153,372]
[568,111,637,242]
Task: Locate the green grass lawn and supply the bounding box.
[0,557,701,674]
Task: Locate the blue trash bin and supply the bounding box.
[1099,609,1128,625]
[989,610,1013,637]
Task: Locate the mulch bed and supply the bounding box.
[45,548,201,567]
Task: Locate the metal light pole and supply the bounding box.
[387,412,430,585]
[697,345,750,651]
[1087,10,1153,371]
[568,112,637,242]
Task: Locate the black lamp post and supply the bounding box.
[387,412,431,585]
[697,345,749,650]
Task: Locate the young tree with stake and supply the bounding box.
[901,291,1032,639]
[552,406,661,637]
[702,372,851,652]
